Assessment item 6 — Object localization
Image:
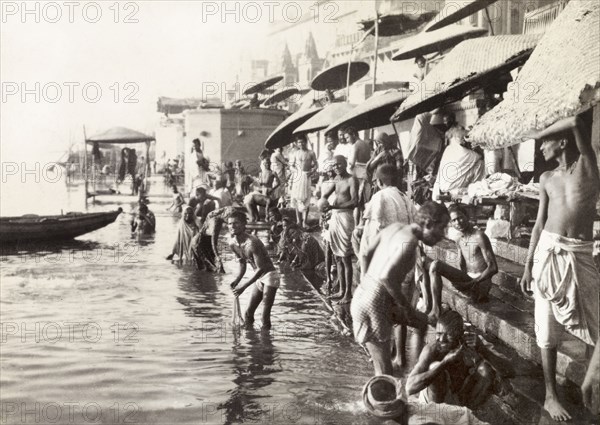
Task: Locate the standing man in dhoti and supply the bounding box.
[520,115,599,422]
[321,155,358,304]
[344,126,371,224]
[289,135,318,229]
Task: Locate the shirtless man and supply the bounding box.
[366,132,403,189]
[270,147,288,199]
[321,155,358,303]
[345,126,371,223]
[228,210,281,330]
[192,206,242,272]
[406,310,495,409]
[316,134,337,198]
[131,202,156,235]
[422,203,498,322]
[188,186,220,225]
[289,135,318,228]
[243,157,280,222]
[166,185,186,214]
[520,115,599,421]
[351,201,449,375]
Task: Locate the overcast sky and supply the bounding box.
[1,1,274,161]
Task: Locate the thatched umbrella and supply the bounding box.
[391,34,542,123]
[294,103,357,135]
[468,0,600,149]
[243,75,283,95]
[264,107,322,149]
[262,87,300,107]
[391,25,488,61]
[311,62,370,92]
[324,89,410,134]
[425,0,501,32]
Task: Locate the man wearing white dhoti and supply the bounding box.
[520,115,600,422]
[321,155,357,304]
[289,135,317,228]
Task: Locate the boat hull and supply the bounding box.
[0,209,122,244]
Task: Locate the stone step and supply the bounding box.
[490,238,529,266]
[440,282,589,388]
[427,238,589,388]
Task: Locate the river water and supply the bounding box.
[1,178,498,425]
[1,179,387,425]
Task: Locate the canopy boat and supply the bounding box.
[84,127,155,202]
[0,208,122,244]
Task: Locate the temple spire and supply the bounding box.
[304,32,319,61]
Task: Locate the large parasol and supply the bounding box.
[264,107,323,149]
[243,75,284,96]
[324,89,411,134]
[262,87,300,107]
[425,0,501,32]
[392,25,488,61]
[310,62,370,92]
[293,102,356,135]
[358,11,437,37]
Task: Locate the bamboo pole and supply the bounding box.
[484,7,495,35]
[370,10,380,142]
[83,125,88,205]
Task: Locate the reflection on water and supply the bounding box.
[1,184,378,424]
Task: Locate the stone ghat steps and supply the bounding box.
[431,240,596,424]
[430,240,589,388]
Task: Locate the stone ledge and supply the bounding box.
[441,283,588,387]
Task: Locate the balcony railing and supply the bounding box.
[523,0,569,34]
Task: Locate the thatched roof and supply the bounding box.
[391,34,541,122]
[469,0,600,149]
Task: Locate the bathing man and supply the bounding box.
[228,210,280,330]
[351,201,449,376]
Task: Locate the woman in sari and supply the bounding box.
[166,206,199,264]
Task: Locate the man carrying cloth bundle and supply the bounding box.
[520,114,599,422]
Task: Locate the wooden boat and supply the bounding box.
[0,208,122,244]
